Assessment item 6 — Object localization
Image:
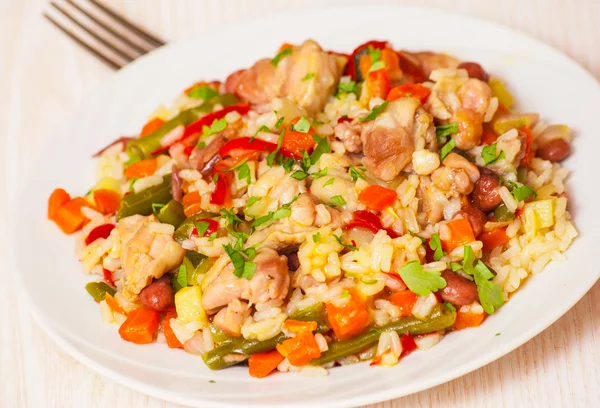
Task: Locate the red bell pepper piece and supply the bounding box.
[85,223,115,246]
[520,126,535,167]
[118,307,160,344]
[387,83,431,103]
[358,185,398,212]
[191,218,219,238]
[345,210,398,238]
[183,104,250,139]
[183,145,194,156]
[102,268,116,287]
[345,40,388,80]
[210,172,232,206]
[219,137,278,158]
[400,333,418,356]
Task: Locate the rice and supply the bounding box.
[149,223,175,235]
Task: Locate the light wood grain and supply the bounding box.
[2,1,599,407]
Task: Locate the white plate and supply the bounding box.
[13,4,600,407]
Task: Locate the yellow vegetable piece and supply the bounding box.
[149,104,171,121]
[489,78,514,109]
[93,177,121,193]
[175,286,207,325]
[523,198,556,239]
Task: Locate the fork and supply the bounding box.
[44,0,165,69]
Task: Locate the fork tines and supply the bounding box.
[44,0,165,69]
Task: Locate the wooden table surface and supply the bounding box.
[2,0,599,407]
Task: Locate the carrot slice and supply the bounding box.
[282,117,317,158]
[182,191,202,217]
[387,83,431,103]
[454,310,485,330]
[283,320,318,333]
[52,197,93,234]
[140,118,165,137]
[442,218,476,253]
[387,290,418,317]
[249,350,284,378]
[105,293,126,316]
[93,189,121,215]
[367,69,391,100]
[124,158,157,180]
[276,332,321,366]
[48,188,71,220]
[118,307,160,344]
[326,288,371,340]
[163,310,183,349]
[358,185,398,212]
[479,227,510,252]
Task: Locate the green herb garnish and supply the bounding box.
[440,138,456,160]
[359,101,388,123]
[398,261,447,296]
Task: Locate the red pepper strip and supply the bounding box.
[219,137,278,158]
[400,333,418,356]
[345,210,399,238]
[337,116,352,124]
[102,268,116,287]
[151,104,250,156]
[183,145,194,156]
[345,40,388,80]
[210,172,233,206]
[191,218,219,238]
[85,224,115,246]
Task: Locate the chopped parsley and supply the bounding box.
[435,122,459,142]
[333,234,358,251]
[495,333,501,336]
[266,130,285,166]
[311,167,328,179]
[302,72,316,81]
[331,195,346,207]
[428,233,446,261]
[125,155,141,166]
[397,260,447,296]
[213,173,219,183]
[270,47,292,66]
[508,182,537,202]
[282,157,295,173]
[196,141,206,149]
[361,278,378,285]
[481,142,505,165]
[450,262,463,272]
[292,117,311,133]
[176,264,188,288]
[209,380,216,384]
[461,246,505,314]
[312,232,322,243]
[129,177,138,192]
[444,302,456,312]
[301,151,312,172]
[368,47,381,63]
[323,177,335,187]
[251,198,296,228]
[310,135,330,164]
[194,220,210,237]
[274,116,285,130]
[440,138,456,160]
[359,101,388,123]
[188,85,218,101]
[291,170,309,180]
[202,118,227,138]
[349,166,366,182]
[151,202,164,216]
[220,207,242,228]
[237,162,252,184]
[208,232,217,241]
[341,289,349,298]
[224,244,254,279]
[338,80,358,94]
[368,60,386,73]
[245,196,261,209]
[241,262,256,279]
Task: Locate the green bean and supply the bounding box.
[494,203,515,221]
[311,306,456,366]
[117,174,172,220]
[182,251,214,286]
[126,94,238,159]
[154,199,186,228]
[173,212,218,243]
[85,282,116,302]
[202,303,330,370]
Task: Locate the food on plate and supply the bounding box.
[48,39,577,378]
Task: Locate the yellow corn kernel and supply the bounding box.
[175,286,207,325]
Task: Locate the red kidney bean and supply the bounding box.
[139,275,174,312]
[440,270,478,306]
[471,172,503,211]
[457,62,489,82]
[454,206,488,237]
[536,139,571,162]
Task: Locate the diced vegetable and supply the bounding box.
[345,210,398,238]
[282,117,317,158]
[494,204,514,221]
[85,281,116,302]
[48,188,70,220]
[124,158,157,180]
[93,177,121,193]
[387,83,431,103]
[51,197,93,234]
[174,286,208,325]
[85,223,115,245]
[479,228,510,252]
[481,124,498,145]
[154,199,186,228]
[182,251,213,286]
[492,113,538,135]
[92,189,121,214]
[105,293,126,315]
[173,212,218,243]
[520,126,534,167]
[523,198,556,239]
[210,172,233,206]
[118,307,160,344]
[387,290,418,317]
[326,288,370,340]
[488,78,514,109]
[276,332,321,366]
[442,218,476,252]
[366,69,391,100]
[454,310,485,330]
[400,333,418,356]
[346,40,388,81]
[117,174,172,220]
[283,319,318,333]
[219,137,278,159]
[140,117,165,137]
[249,350,284,378]
[164,310,184,348]
[311,305,456,365]
[358,185,398,212]
[182,191,202,217]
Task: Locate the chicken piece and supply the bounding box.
[431,152,481,197]
[119,215,186,301]
[213,299,250,337]
[334,121,362,153]
[458,78,492,116]
[410,52,459,77]
[246,193,343,250]
[226,40,347,115]
[361,97,423,181]
[201,248,290,314]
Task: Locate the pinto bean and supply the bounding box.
[536,139,571,162]
[286,251,300,272]
[454,206,487,237]
[440,270,478,306]
[471,172,503,211]
[457,62,489,82]
[139,275,174,312]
